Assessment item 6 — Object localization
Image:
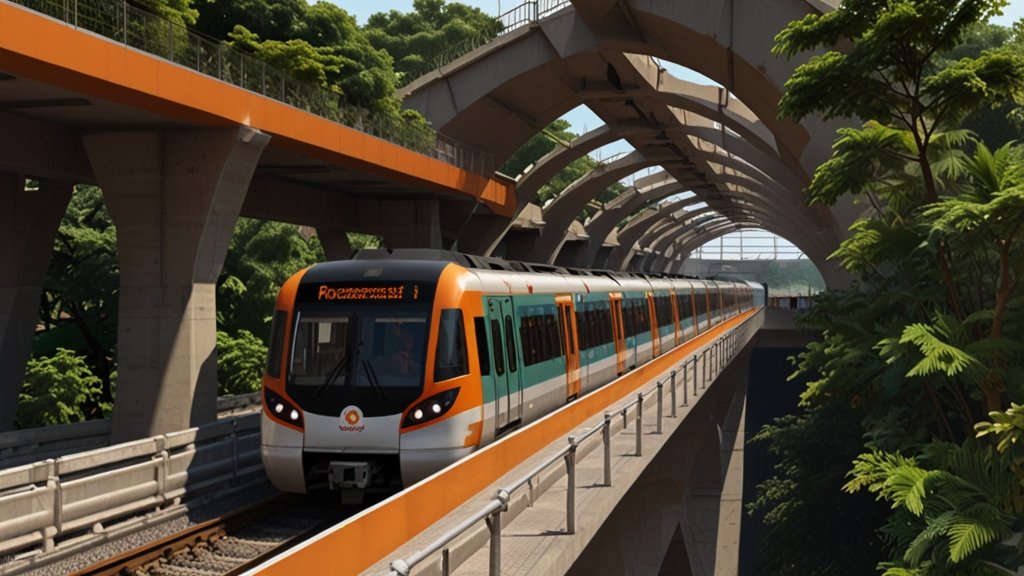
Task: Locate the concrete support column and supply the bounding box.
[82,128,269,442]
[682,416,725,576]
[682,344,753,576]
[0,176,73,431]
[316,227,354,261]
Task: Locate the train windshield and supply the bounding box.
[286,304,430,415]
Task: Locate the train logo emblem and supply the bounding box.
[339,406,365,432]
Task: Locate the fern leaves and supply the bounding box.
[846,443,1020,571]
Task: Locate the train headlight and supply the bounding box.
[403,388,460,428]
[264,388,304,429]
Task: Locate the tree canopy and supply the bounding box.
[752,2,1024,573]
[364,0,501,83]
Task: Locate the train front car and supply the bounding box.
[260,259,482,494]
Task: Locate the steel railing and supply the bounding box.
[399,0,571,88]
[7,0,494,175]
[389,309,762,576]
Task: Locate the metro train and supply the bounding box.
[260,251,765,494]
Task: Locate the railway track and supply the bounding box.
[70,494,348,576]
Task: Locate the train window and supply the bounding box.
[266,310,287,378]
[519,318,532,365]
[504,315,518,373]
[474,316,490,376]
[575,310,587,350]
[548,313,563,357]
[288,314,354,385]
[490,318,505,377]
[599,305,612,345]
[434,309,468,382]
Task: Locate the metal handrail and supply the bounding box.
[9,0,494,174]
[400,0,572,88]
[388,311,761,576]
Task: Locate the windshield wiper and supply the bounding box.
[361,358,386,400]
[314,354,349,397]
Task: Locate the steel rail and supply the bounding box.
[69,494,296,576]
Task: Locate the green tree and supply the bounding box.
[500,119,576,178]
[750,1,1024,573]
[16,349,111,428]
[364,0,500,83]
[748,402,888,575]
[225,22,396,113]
[194,0,307,44]
[216,330,267,395]
[134,0,199,27]
[218,218,324,344]
[937,22,1024,150]
[36,185,118,406]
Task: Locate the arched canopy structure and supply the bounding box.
[401,0,852,288]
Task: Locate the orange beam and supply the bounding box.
[257,308,761,575]
[0,3,515,216]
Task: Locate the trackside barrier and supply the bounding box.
[0,412,262,561]
[0,392,261,469]
[389,309,762,576]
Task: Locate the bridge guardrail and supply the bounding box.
[7,0,494,175]
[0,392,261,469]
[0,412,263,562]
[389,309,760,576]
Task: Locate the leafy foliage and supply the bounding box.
[751,2,1024,574]
[16,349,111,428]
[216,330,267,395]
[36,185,118,407]
[364,0,500,84]
[846,444,1022,572]
[748,403,888,575]
[217,218,324,344]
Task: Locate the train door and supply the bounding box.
[609,294,626,375]
[556,296,580,400]
[485,297,522,431]
[646,293,660,357]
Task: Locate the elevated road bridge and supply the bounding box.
[0,0,512,440]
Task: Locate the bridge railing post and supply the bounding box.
[670,370,677,417]
[682,363,689,406]
[566,436,577,535]
[702,348,708,387]
[636,393,644,457]
[692,356,698,396]
[487,489,509,576]
[656,382,663,434]
[602,413,612,487]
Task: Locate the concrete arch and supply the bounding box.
[585,167,823,270]
[636,201,827,271]
[532,149,667,262]
[534,128,814,266]
[618,193,832,277]
[400,0,851,283]
[607,202,717,269]
[477,90,807,260]
[576,175,695,267]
